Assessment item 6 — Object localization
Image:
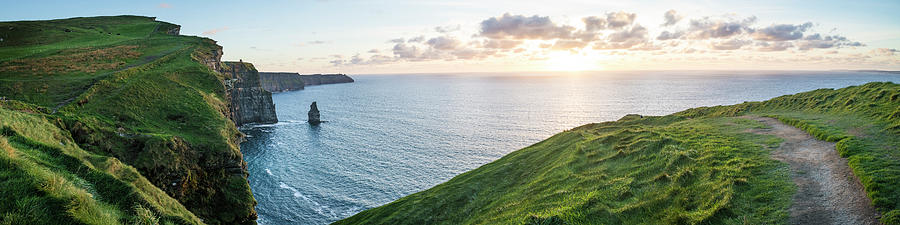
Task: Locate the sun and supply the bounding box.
[544,51,601,71]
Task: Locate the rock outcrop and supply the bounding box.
[259,72,305,92]
[165,25,180,35]
[308,101,321,125]
[299,74,354,86]
[219,62,278,126]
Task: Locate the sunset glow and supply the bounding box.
[544,51,601,71]
[5,0,898,73]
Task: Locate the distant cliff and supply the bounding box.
[259,73,354,92]
[259,72,305,92]
[300,74,354,86]
[220,62,278,126]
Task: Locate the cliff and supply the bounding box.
[259,72,306,92]
[258,72,354,93]
[0,16,259,224]
[299,74,354,86]
[220,62,278,126]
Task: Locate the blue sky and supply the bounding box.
[3,0,900,73]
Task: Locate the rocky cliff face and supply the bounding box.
[219,62,278,126]
[300,74,355,86]
[259,72,305,92]
[165,25,181,35]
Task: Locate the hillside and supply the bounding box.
[336,82,900,225]
[0,16,264,224]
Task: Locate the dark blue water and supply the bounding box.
[240,71,900,224]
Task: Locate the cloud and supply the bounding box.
[755,41,794,51]
[608,25,647,42]
[751,22,812,41]
[656,30,684,40]
[408,36,426,43]
[426,36,461,50]
[606,11,637,29]
[201,27,229,35]
[158,3,172,8]
[582,11,637,31]
[330,54,397,66]
[479,13,576,40]
[796,34,864,50]
[709,39,751,50]
[871,48,899,56]
[662,10,682,26]
[582,16,607,32]
[686,16,756,39]
[392,43,422,58]
[552,40,589,50]
[482,39,522,49]
[452,49,491,59]
[308,40,329,45]
[435,25,461,33]
[594,25,650,50]
[330,11,871,67]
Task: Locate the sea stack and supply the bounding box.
[308,101,321,125]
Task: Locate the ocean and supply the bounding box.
[239,71,900,224]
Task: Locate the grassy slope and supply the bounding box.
[0,16,254,224]
[678,82,900,224]
[0,16,175,107]
[0,105,202,225]
[337,82,899,225]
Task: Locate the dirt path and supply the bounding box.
[746,116,881,225]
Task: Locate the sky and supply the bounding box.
[2,0,900,74]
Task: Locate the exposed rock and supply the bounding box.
[299,74,354,86]
[219,62,278,126]
[308,101,321,125]
[166,25,181,35]
[200,43,223,72]
[259,72,305,92]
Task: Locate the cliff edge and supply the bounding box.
[258,72,354,93]
[220,62,278,126]
[0,16,267,224]
[300,74,354,86]
[259,72,306,92]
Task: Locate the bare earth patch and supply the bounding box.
[745,116,881,225]
[0,45,141,74]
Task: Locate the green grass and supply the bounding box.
[0,106,203,225]
[338,82,899,225]
[678,82,900,223]
[1,16,256,224]
[0,15,181,108]
[337,116,793,225]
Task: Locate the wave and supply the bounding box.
[277,182,336,218]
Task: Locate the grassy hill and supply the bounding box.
[336,82,900,225]
[1,16,254,224]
